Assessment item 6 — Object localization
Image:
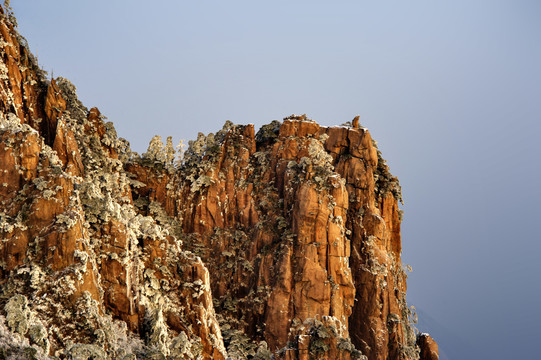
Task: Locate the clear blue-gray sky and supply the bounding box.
[11,1,541,358]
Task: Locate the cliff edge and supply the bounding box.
[0,5,438,360]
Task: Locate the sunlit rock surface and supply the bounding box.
[0,5,437,360]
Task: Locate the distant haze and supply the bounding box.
[12,1,541,358]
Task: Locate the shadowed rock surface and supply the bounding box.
[0,5,437,360]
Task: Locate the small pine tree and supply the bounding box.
[175,139,186,168]
[143,135,165,163]
[164,136,175,167]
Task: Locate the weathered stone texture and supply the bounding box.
[0,5,438,360]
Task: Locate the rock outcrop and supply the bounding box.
[0,5,437,360]
[416,334,439,360]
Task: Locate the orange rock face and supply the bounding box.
[0,5,436,360]
[0,7,225,358]
[164,120,358,355]
[417,334,439,360]
[141,115,420,359]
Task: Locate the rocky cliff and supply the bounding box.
[0,5,438,360]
